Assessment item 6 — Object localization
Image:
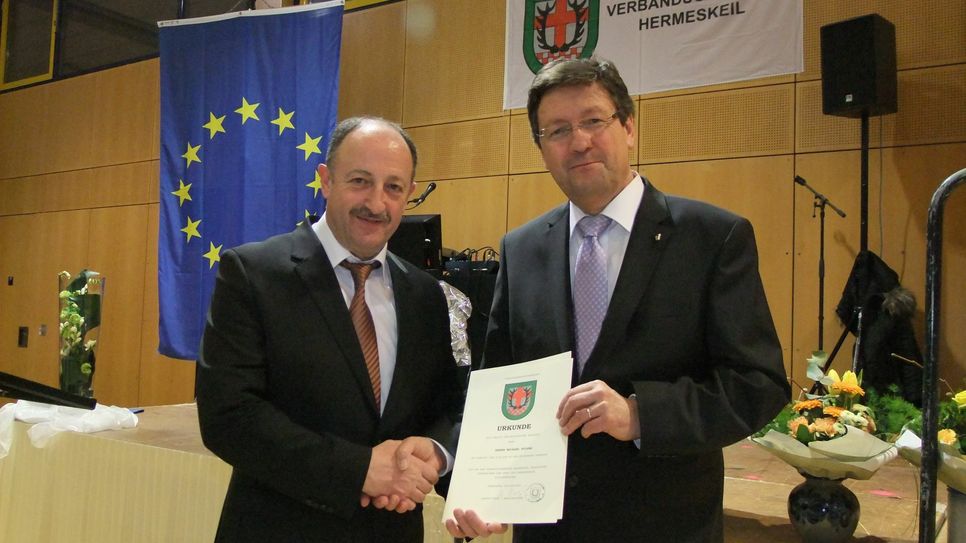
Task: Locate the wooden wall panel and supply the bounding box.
[42,73,96,175]
[0,86,47,179]
[878,144,966,388]
[139,204,197,406]
[0,162,158,217]
[0,215,41,383]
[801,0,966,81]
[91,59,161,165]
[405,176,508,254]
[87,205,150,406]
[640,157,795,379]
[338,2,406,122]
[402,0,506,125]
[407,116,509,182]
[641,75,794,99]
[798,65,966,153]
[0,178,45,216]
[509,114,546,175]
[639,84,794,163]
[32,210,94,388]
[882,65,966,147]
[41,170,97,213]
[796,81,885,154]
[506,173,567,232]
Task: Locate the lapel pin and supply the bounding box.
[654,233,662,241]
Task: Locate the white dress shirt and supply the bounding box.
[313,214,397,414]
[568,172,646,299]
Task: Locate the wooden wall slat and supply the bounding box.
[339,3,406,122]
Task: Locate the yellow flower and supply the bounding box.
[793,400,823,412]
[827,369,865,396]
[953,390,966,408]
[939,429,958,445]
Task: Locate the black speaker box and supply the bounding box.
[388,214,442,271]
[820,14,897,118]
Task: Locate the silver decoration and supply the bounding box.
[438,281,472,367]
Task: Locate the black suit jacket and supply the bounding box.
[483,179,789,543]
[197,222,462,543]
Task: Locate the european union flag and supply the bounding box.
[158,2,343,360]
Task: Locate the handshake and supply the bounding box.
[360,436,443,513]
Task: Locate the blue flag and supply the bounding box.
[158,2,343,360]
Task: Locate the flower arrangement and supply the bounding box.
[752,351,898,480]
[897,387,966,493]
[58,269,104,397]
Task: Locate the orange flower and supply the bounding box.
[939,429,958,445]
[788,416,810,435]
[810,417,842,438]
[823,406,845,418]
[793,400,823,412]
[830,382,865,396]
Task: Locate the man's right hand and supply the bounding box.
[361,439,438,509]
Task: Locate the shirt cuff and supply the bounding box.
[430,438,455,475]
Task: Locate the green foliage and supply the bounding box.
[754,404,796,438]
[864,386,921,442]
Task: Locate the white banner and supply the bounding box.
[504,0,803,110]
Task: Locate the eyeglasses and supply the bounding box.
[536,112,619,143]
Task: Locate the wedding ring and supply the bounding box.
[585,407,593,419]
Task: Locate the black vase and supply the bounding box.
[787,474,860,543]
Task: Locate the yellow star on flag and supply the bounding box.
[296,132,322,161]
[171,179,193,206]
[235,97,260,124]
[271,108,295,135]
[203,112,227,139]
[182,142,201,169]
[181,216,201,243]
[297,209,314,227]
[203,241,223,269]
[306,170,323,198]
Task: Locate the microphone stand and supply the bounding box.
[795,176,846,394]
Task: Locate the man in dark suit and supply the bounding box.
[447,58,790,542]
[197,117,462,542]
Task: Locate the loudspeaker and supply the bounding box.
[820,14,897,118]
[388,214,442,271]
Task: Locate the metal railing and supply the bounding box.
[919,167,966,543]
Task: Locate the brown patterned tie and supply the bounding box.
[341,260,382,410]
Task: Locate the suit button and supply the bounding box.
[567,475,579,488]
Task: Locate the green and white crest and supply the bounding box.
[523,0,600,74]
[503,380,537,420]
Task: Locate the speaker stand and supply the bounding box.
[860,112,870,252]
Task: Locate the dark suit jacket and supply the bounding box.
[196,221,462,543]
[483,179,790,543]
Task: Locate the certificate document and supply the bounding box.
[442,352,572,524]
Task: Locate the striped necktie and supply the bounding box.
[341,260,382,410]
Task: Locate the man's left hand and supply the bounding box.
[557,380,640,441]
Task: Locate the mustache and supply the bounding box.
[350,206,390,223]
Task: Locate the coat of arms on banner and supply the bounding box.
[523,0,599,73]
[503,381,538,420]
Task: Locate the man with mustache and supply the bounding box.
[447,58,789,542]
[197,116,462,542]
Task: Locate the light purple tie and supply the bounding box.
[573,215,612,373]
